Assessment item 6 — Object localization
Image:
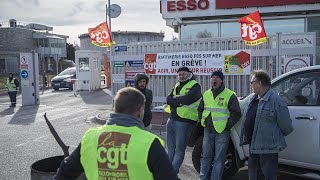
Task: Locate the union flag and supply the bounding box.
[238,11,267,46]
[88,22,116,47]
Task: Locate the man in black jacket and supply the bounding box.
[166,66,202,174]
[134,73,153,128]
[54,87,179,180]
[198,71,241,180]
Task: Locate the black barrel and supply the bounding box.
[31,155,86,180]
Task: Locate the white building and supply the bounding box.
[160,0,320,64]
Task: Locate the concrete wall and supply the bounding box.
[0,27,34,52]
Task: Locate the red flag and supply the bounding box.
[238,11,267,46]
[88,22,115,47]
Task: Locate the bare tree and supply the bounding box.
[196,29,212,38]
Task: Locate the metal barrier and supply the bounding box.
[111,32,317,107]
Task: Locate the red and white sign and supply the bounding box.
[144,50,251,75]
[20,56,29,69]
[144,54,157,74]
[239,11,267,46]
[216,0,320,9]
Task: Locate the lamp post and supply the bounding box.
[106,0,113,94]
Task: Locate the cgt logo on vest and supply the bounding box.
[97,132,131,179]
[167,0,210,12]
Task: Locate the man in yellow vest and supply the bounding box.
[198,71,241,180]
[165,66,202,174]
[54,87,179,180]
[5,73,19,108]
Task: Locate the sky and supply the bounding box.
[0,0,178,45]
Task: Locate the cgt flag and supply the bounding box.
[88,22,116,47]
[238,11,267,46]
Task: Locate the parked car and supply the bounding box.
[51,67,76,91]
[191,65,320,179]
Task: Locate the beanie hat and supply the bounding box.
[177,66,192,73]
[211,71,224,81]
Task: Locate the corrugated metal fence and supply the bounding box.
[111,32,316,107]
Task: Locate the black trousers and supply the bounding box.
[248,153,279,180]
[8,91,17,105]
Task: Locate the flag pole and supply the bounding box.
[106,0,114,106]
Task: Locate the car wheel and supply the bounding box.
[191,136,239,178]
[53,88,59,91]
[223,143,240,178]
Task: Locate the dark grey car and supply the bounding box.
[51,67,76,91]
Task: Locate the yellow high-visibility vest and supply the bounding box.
[5,78,17,92]
[165,80,200,121]
[80,125,164,180]
[201,88,235,133]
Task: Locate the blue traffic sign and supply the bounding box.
[21,70,29,79]
[115,46,127,52]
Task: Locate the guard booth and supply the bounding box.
[75,50,101,91]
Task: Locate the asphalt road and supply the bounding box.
[0,88,311,180]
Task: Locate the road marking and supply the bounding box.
[14,113,93,147]
[16,142,30,147]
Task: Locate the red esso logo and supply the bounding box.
[167,0,210,12]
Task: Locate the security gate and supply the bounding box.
[111,32,316,107]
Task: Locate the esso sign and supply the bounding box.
[167,0,210,12]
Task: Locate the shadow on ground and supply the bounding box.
[8,105,39,125]
[78,89,112,105]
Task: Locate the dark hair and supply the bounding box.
[114,87,145,114]
[251,69,271,87]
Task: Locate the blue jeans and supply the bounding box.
[248,153,278,180]
[199,128,230,180]
[166,118,194,174]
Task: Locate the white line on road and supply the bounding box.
[14,113,96,147]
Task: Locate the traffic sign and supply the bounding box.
[21,56,28,64]
[21,70,29,79]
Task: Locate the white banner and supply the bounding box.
[284,56,310,73]
[152,50,251,75]
[112,74,125,83]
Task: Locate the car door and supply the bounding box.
[272,69,320,169]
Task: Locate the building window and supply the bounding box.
[0,59,5,73]
[221,22,239,38]
[181,23,218,40]
[6,56,19,73]
[307,17,320,45]
[264,19,305,36]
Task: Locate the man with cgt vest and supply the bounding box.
[165,66,202,174]
[198,70,241,180]
[54,87,179,180]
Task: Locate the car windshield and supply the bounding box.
[59,68,75,76]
